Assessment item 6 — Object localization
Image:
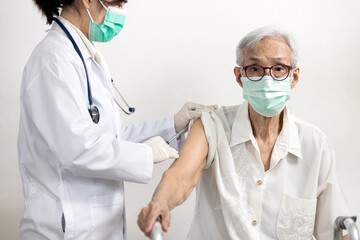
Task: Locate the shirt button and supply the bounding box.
[256,180,263,186]
[252,220,257,226]
[30,187,36,194]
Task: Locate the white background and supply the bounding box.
[1,0,359,239]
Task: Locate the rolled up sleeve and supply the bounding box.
[314,139,352,239]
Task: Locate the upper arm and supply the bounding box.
[166,119,208,190]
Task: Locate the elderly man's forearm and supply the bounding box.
[151,119,208,210]
[151,168,200,210]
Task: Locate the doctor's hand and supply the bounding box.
[138,199,171,238]
[143,136,179,164]
[175,102,218,134]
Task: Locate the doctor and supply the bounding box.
[18,0,214,239]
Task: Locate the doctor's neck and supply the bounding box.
[60,5,91,39]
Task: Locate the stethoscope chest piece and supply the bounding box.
[54,18,135,123]
[89,105,100,124]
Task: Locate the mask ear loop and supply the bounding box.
[86,9,95,22]
[288,66,296,86]
[98,0,109,11]
[238,65,244,76]
[86,0,108,22]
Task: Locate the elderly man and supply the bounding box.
[137,26,352,240]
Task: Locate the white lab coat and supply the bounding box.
[18,19,178,240]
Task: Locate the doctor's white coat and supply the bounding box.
[18,19,177,240]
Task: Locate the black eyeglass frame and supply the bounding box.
[240,64,293,81]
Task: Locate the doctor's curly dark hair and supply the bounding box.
[33,0,128,25]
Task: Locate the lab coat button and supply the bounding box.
[30,187,36,194]
[256,180,263,186]
[252,220,257,226]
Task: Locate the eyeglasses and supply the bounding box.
[241,64,293,81]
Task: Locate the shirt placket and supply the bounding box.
[246,140,265,235]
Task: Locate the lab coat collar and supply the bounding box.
[60,17,105,67]
[229,102,303,160]
[52,17,92,61]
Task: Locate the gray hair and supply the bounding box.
[236,26,299,67]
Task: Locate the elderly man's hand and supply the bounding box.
[137,199,171,238]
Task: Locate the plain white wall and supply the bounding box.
[1,0,359,239]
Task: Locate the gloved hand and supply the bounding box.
[143,136,179,164]
[174,102,218,134]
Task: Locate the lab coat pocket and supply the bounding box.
[89,193,124,240]
[276,194,317,240]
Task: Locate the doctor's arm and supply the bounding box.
[137,119,209,237]
[121,116,176,144]
[26,59,156,183]
[121,103,217,146]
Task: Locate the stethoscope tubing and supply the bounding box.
[53,18,134,122]
[53,18,94,106]
[111,79,135,115]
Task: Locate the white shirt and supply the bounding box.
[18,18,177,240]
[187,102,351,240]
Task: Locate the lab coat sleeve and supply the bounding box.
[120,116,180,150]
[23,56,153,183]
[313,139,352,239]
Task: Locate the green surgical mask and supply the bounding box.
[241,76,292,117]
[87,0,126,42]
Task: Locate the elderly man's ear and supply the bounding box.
[291,67,300,89]
[234,67,243,88]
[233,66,300,89]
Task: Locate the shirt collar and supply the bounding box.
[281,107,303,159]
[229,101,253,147]
[229,101,303,159]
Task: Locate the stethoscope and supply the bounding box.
[53,18,135,124]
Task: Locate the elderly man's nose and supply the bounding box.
[264,68,271,76]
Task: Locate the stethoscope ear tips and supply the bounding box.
[129,107,135,113]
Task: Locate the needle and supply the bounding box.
[166,127,188,144]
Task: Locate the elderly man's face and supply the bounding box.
[234,37,299,89]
